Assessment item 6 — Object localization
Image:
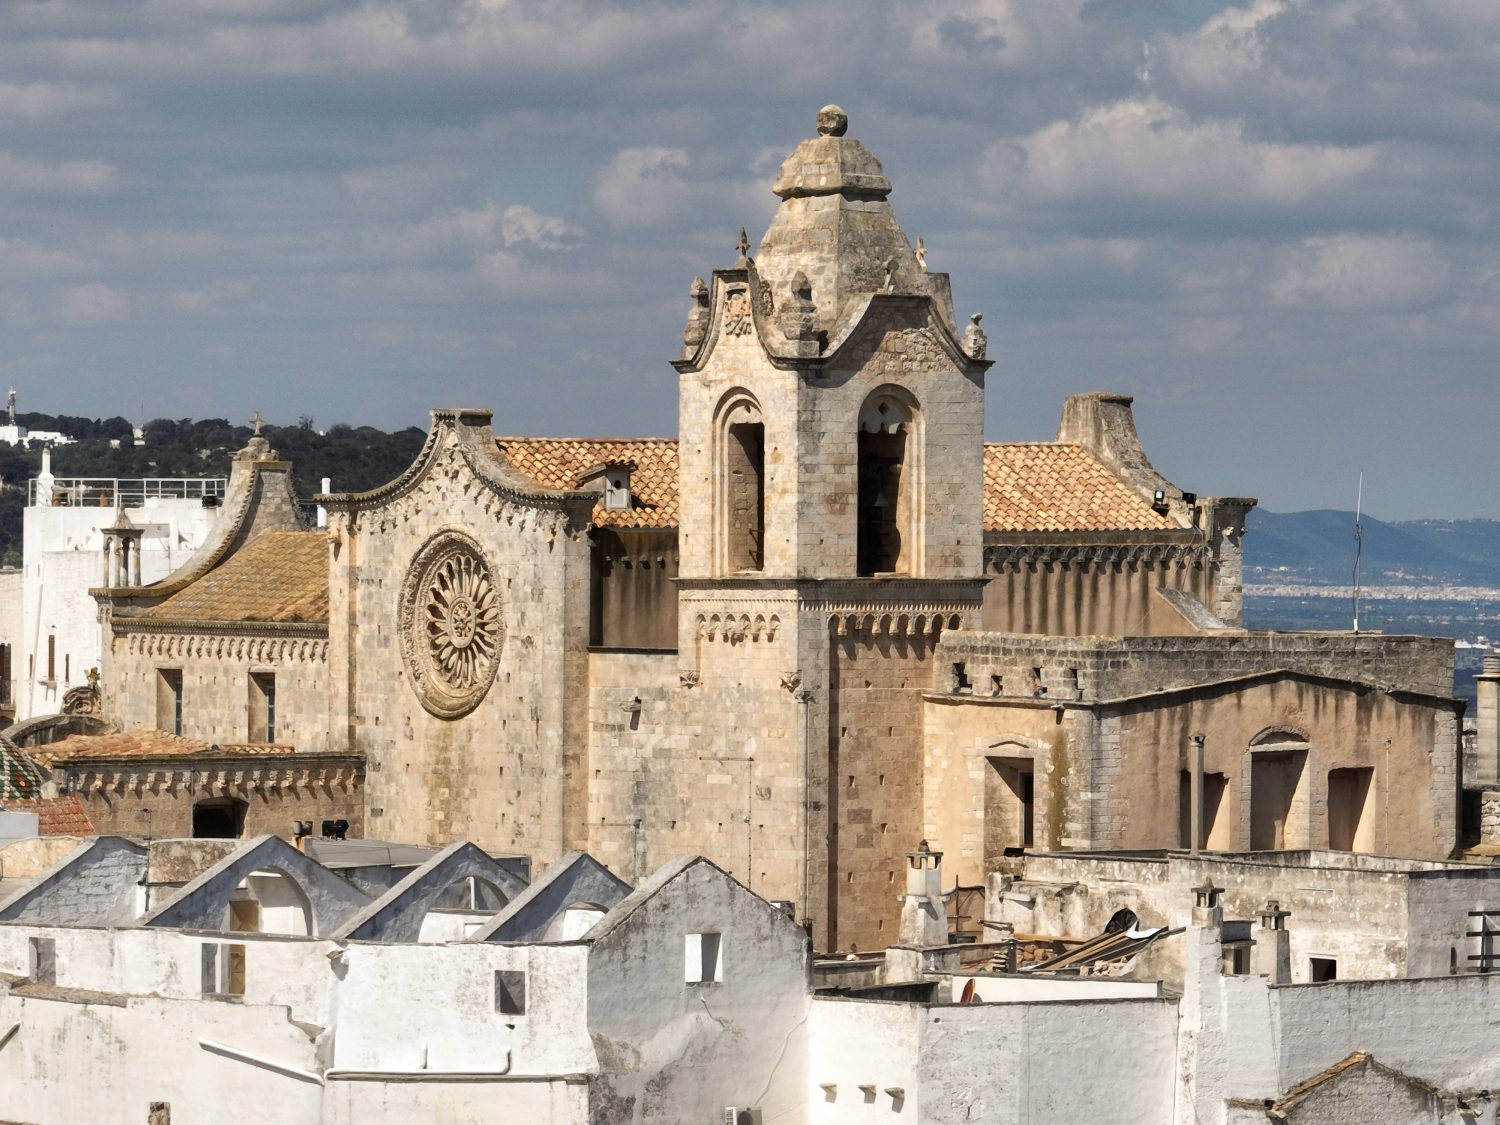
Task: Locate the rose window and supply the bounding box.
[400,532,504,718]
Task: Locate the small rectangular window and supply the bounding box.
[685,932,722,984]
[225,943,246,995]
[46,635,55,682]
[951,662,971,693]
[29,936,56,984]
[249,672,276,743]
[1310,957,1338,983]
[200,941,245,995]
[494,969,526,1015]
[201,943,219,994]
[157,669,184,735]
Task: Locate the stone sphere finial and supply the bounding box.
[816,104,848,137]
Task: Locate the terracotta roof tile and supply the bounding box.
[496,437,1174,534]
[33,728,298,767]
[495,438,679,529]
[0,796,94,836]
[984,443,1175,533]
[141,531,328,624]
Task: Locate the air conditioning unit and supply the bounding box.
[724,1109,763,1125]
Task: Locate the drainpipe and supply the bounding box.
[1190,733,1206,855]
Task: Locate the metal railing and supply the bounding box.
[27,477,227,508]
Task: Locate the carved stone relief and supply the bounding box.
[399,530,505,719]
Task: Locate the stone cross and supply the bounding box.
[1258,900,1291,931]
[250,410,265,435]
[735,227,750,267]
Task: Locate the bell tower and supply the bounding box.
[675,104,989,585]
[664,106,991,951]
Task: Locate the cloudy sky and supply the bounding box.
[2,0,1498,519]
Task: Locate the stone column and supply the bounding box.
[1476,654,1500,785]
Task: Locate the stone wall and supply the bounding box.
[922,672,1459,877]
[65,757,363,840]
[828,623,937,953]
[980,537,1220,636]
[328,412,594,864]
[108,627,330,746]
[590,528,678,650]
[585,619,807,909]
[938,630,1457,702]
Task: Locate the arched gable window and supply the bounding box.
[857,389,920,576]
[716,393,765,574]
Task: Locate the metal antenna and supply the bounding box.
[1352,472,1364,633]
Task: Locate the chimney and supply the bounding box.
[1251,900,1292,984]
[1475,653,1500,785]
[897,839,949,948]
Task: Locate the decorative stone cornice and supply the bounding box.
[119,631,329,664]
[318,409,596,531]
[984,541,1215,573]
[63,756,363,796]
[113,618,328,638]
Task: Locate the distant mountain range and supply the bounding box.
[1245,510,1500,589]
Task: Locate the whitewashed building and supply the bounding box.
[0,447,224,722]
[5,830,1500,1124]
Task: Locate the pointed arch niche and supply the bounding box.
[715,392,766,575]
[857,386,923,576]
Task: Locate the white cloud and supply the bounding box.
[500,204,580,250]
[1270,235,1452,311]
[593,146,691,229]
[982,97,1377,210]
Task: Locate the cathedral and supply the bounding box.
[83,107,1460,952]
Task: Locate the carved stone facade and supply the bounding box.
[87,108,1464,954]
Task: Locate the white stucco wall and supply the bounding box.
[0,990,324,1125]
[20,496,219,720]
[585,861,811,1125]
[809,996,924,1122]
[332,941,594,1076]
[321,1074,588,1125]
[0,924,338,1026]
[917,998,1179,1124]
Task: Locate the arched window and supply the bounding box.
[716,394,765,573]
[857,390,919,576]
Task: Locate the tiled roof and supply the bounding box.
[0,796,95,836]
[495,437,1174,533]
[0,738,46,799]
[495,438,679,529]
[33,728,298,767]
[983,443,1176,533]
[141,531,328,624]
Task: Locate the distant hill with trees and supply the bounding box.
[0,414,426,567]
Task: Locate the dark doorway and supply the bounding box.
[985,756,1035,861]
[193,797,247,839]
[857,427,906,575]
[726,421,765,571]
